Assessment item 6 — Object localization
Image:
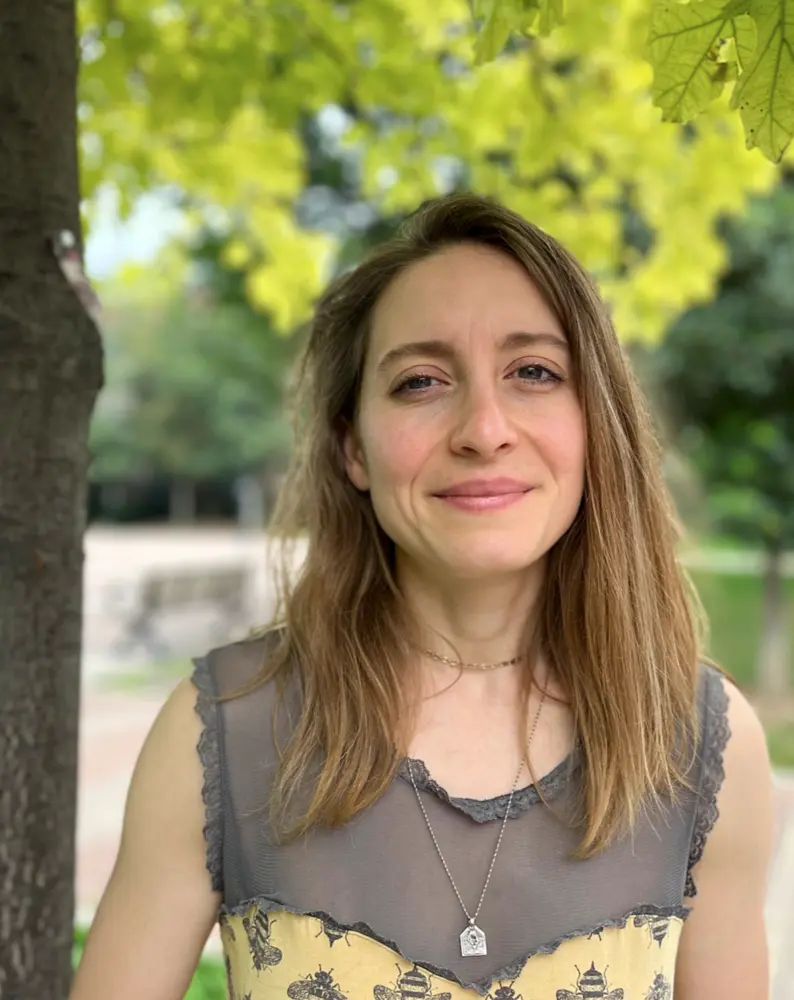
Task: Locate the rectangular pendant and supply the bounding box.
[460,923,487,957]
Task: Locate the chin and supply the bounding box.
[434,546,547,581]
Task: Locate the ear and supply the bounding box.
[342,423,370,492]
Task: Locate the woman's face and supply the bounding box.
[343,242,586,582]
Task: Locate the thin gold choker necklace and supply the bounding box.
[421,647,524,671]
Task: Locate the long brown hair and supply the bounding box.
[224,192,708,858]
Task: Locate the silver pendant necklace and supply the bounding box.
[407,685,547,958]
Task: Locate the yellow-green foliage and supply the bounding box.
[647,0,794,163]
[78,0,787,337]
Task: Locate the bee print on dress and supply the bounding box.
[315,915,352,948]
[487,980,524,1000]
[645,973,673,1000]
[242,910,283,971]
[224,955,235,1000]
[633,913,670,948]
[373,964,452,1000]
[287,967,348,1000]
[556,962,624,999]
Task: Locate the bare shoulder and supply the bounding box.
[723,673,770,763]
[118,673,215,881]
[69,675,220,1000]
[674,673,774,999]
[120,675,206,836]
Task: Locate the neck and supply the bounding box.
[397,553,546,683]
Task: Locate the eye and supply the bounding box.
[511,363,563,386]
[391,373,440,395]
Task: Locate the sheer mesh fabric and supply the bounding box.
[191,633,728,987]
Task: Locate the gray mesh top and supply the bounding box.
[191,632,730,995]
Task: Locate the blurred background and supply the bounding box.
[68,2,794,995]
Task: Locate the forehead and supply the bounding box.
[369,243,564,351]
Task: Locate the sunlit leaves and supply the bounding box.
[536,0,565,34]
[222,239,253,271]
[245,215,336,331]
[473,0,533,63]
[475,0,794,160]
[471,0,564,63]
[647,0,756,120]
[731,0,794,161]
[78,0,781,342]
[645,0,794,162]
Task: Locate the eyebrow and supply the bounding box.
[374,331,569,376]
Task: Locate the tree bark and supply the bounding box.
[170,476,196,522]
[757,540,791,700]
[234,472,266,529]
[0,3,103,997]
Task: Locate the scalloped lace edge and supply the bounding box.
[398,745,580,824]
[684,668,731,898]
[192,655,224,894]
[218,896,690,995]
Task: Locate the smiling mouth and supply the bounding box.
[433,489,531,510]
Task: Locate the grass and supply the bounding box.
[767,724,794,770]
[689,568,794,770]
[94,657,189,695]
[690,568,794,691]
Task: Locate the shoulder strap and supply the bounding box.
[191,651,225,893]
[191,628,285,897]
[683,664,732,898]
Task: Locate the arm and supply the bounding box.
[674,677,774,999]
[69,677,222,1000]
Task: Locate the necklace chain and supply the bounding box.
[407,685,547,935]
[421,647,524,671]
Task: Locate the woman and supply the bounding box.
[70,194,774,1000]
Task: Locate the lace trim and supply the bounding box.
[684,667,731,898]
[191,655,224,894]
[219,896,689,995]
[397,745,580,823]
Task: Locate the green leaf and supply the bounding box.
[472,0,544,64]
[537,0,565,35]
[474,0,517,64]
[647,0,757,122]
[730,0,794,162]
[733,6,761,71]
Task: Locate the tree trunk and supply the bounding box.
[170,476,196,522]
[757,540,791,699]
[234,472,266,529]
[0,3,103,998]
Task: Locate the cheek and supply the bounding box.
[535,404,586,484]
[363,420,431,488]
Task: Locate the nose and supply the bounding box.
[448,384,518,457]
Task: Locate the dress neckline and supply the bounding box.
[397,744,580,823]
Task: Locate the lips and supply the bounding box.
[433,478,532,498]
